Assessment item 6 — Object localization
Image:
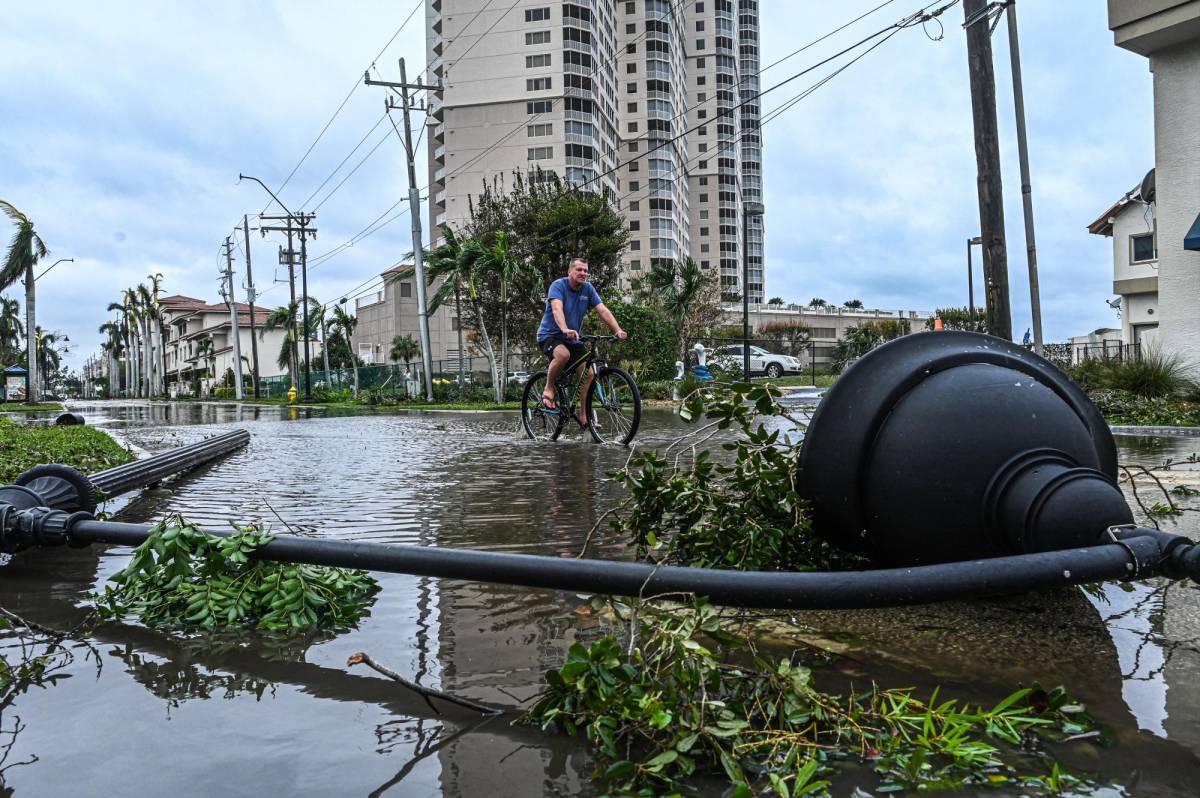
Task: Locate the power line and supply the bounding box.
[259,0,425,213]
[298,112,389,209]
[311,125,397,211]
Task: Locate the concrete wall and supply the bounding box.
[723,304,935,366]
[350,270,462,367]
[1150,39,1200,365]
[1109,201,1161,344]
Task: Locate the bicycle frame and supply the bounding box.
[552,337,613,422]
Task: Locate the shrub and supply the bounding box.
[1090,389,1200,426]
[1105,348,1194,398]
[639,380,673,400]
[213,387,236,399]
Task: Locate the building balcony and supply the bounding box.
[566,131,599,146]
[435,190,446,205]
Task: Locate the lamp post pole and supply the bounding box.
[27,257,73,405]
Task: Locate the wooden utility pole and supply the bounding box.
[963,0,1011,340]
[243,215,261,398]
[220,237,245,400]
[261,214,316,393]
[365,59,441,402]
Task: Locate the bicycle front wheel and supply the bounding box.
[521,371,564,441]
[585,366,641,445]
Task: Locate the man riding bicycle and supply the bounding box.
[536,258,627,426]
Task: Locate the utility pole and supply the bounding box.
[243,216,261,398]
[220,237,245,400]
[1004,1,1042,354]
[963,0,1011,341]
[366,58,441,402]
[261,213,316,398]
[742,212,751,381]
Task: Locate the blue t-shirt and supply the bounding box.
[537,277,602,341]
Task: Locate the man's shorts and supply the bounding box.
[538,333,588,365]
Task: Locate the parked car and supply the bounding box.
[711,345,804,378]
[507,370,531,385]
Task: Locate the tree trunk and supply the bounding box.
[454,281,466,386]
[24,264,36,404]
[473,303,500,402]
[320,318,332,390]
[500,302,508,404]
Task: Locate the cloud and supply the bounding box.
[0,0,1154,373]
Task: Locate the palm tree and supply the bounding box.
[262,298,319,388]
[808,298,828,309]
[329,304,358,368]
[0,295,23,364]
[0,200,49,403]
[448,231,539,401]
[389,334,420,374]
[98,320,123,397]
[391,224,470,388]
[146,272,165,396]
[193,336,215,395]
[843,299,864,310]
[135,283,155,397]
[648,257,718,362]
[35,327,62,396]
[768,296,785,308]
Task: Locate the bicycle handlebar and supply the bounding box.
[577,334,620,343]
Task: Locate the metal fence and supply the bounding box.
[1042,341,1140,369]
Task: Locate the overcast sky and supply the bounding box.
[0,1,1153,370]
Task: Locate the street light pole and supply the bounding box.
[26,257,73,405]
[967,236,982,325]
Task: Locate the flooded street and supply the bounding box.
[2,401,1199,795]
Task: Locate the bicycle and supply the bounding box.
[521,335,642,446]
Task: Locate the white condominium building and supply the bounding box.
[425,0,765,302]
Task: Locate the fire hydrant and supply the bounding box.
[287,386,298,404]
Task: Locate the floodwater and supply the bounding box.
[1,401,1199,795]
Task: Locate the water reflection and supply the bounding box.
[0,403,1199,794]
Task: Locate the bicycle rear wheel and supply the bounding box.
[521,372,564,441]
[585,366,641,445]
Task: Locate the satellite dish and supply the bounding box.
[1140,168,1156,204]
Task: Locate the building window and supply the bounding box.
[1131,233,1156,263]
[525,30,551,45]
[697,58,706,68]
[627,102,637,112]
[698,126,707,135]
[528,146,553,160]
[528,123,553,136]
[400,282,412,298]
[700,243,709,253]
[629,200,639,210]
[631,240,641,250]
[629,161,639,172]
[527,77,552,91]
[626,23,636,33]
[626,43,636,53]
[701,260,710,268]
[628,121,638,132]
[628,141,639,152]
[630,259,641,270]
[626,63,637,74]
[630,220,640,231]
[527,100,552,113]
[699,160,707,168]
[699,143,708,151]
[696,39,706,50]
[525,7,550,22]
[698,109,706,119]
[697,75,706,85]
[700,193,709,201]
[699,176,708,185]
[697,92,706,102]
[629,180,639,191]
[696,20,705,31]
[696,2,704,9]
[700,210,708,219]
[526,53,551,68]
[626,1,635,12]
[627,82,637,93]
[700,227,709,236]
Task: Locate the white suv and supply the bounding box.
[712,345,803,378]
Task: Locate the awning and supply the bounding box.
[1186,211,1200,252]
